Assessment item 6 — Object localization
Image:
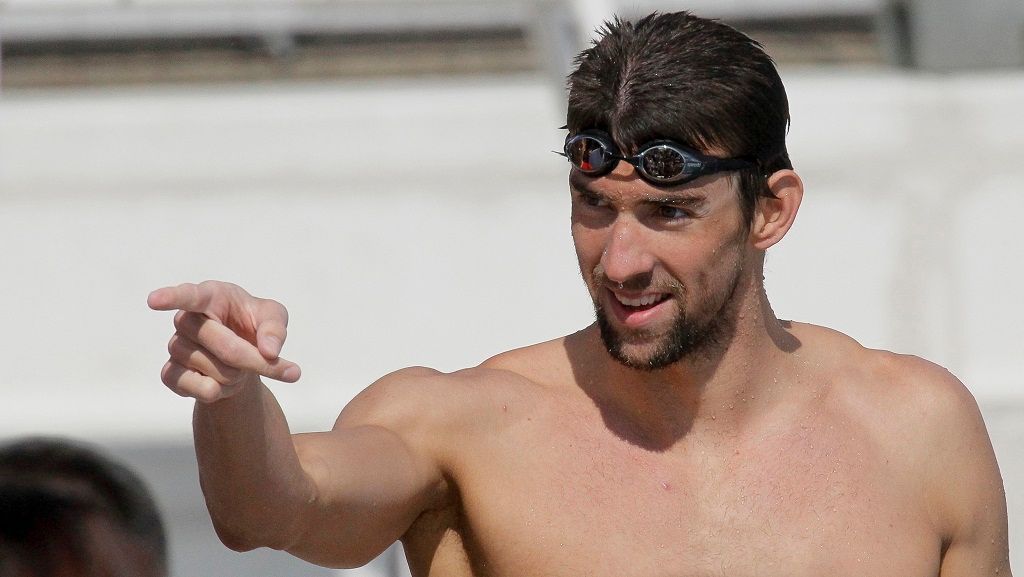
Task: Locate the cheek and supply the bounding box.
[571,222,602,269]
[659,230,747,291]
[571,224,612,303]
[696,238,749,297]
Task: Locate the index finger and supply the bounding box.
[147,282,213,313]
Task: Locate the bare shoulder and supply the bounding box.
[786,322,993,476]
[336,364,546,430]
[333,338,569,462]
[479,334,575,384]
[789,322,980,430]
[791,323,1008,558]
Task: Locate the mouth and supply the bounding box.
[605,288,674,328]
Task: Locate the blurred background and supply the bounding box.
[1,0,1021,575]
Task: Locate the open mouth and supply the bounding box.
[614,292,671,311]
[606,289,674,327]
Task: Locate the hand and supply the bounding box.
[148,281,301,403]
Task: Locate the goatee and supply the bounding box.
[595,274,742,371]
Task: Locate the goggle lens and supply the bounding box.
[639,145,687,182]
[565,136,611,174]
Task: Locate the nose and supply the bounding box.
[600,216,656,286]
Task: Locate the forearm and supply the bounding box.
[192,377,316,551]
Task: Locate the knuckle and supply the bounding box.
[159,362,174,384]
[259,361,278,379]
[173,311,198,333]
[219,365,242,384]
[167,383,194,399]
[197,279,221,291]
[160,362,185,390]
[194,382,223,404]
[170,372,222,402]
[257,297,288,322]
[215,280,244,297]
[167,334,190,358]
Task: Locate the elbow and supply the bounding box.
[208,511,300,553]
[203,483,317,553]
[210,518,265,552]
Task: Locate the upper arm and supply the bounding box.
[907,362,1012,576]
[285,367,453,568]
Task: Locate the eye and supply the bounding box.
[656,204,689,220]
[579,191,609,209]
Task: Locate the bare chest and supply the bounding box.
[415,417,940,577]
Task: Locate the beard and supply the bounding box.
[593,266,743,371]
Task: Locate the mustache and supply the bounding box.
[591,266,685,295]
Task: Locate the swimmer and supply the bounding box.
[148,12,1011,577]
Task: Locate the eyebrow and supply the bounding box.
[569,171,709,208]
[568,171,600,197]
[642,195,708,209]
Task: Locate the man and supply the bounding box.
[148,12,1011,576]
[0,437,168,577]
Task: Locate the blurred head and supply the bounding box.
[0,437,168,577]
[566,11,793,226]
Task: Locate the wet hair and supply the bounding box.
[566,11,793,225]
[0,437,168,577]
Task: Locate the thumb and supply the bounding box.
[256,319,287,360]
[258,318,301,383]
[255,321,301,383]
[251,297,291,360]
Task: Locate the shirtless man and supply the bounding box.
[148,12,1011,577]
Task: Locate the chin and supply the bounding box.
[595,296,739,370]
[607,345,678,372]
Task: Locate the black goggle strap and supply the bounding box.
[703,156,757,172]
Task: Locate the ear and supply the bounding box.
[749,169,803,250]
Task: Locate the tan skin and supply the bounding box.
[149,160,1011,577]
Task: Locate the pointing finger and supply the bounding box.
[148,282,213,313]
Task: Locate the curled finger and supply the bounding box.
[160,360,228,404]
[167,334,244,386]
[174,312,301,383]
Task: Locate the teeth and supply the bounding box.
[616,293,664,307]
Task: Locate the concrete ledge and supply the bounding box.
[0,2,534,42]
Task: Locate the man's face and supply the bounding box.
[570,160,751,370]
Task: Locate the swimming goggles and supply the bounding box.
[559,130,756,186]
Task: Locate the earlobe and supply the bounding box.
[750,169,803,250]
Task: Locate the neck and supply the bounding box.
[569,273,800,450]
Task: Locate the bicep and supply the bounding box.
[937,454,1011,576]
[930,388,1012,576]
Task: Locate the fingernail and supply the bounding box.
[282,366,301,382]
[263,336,283,356]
